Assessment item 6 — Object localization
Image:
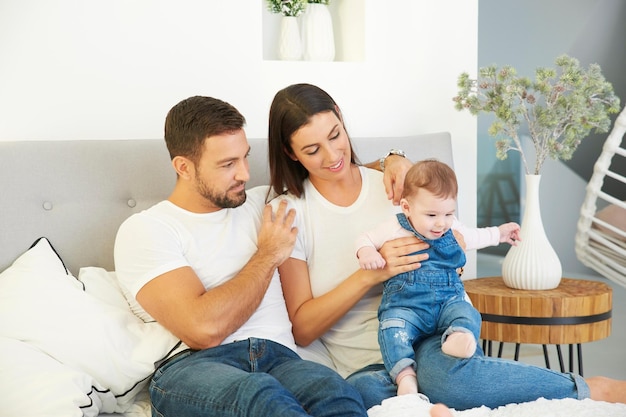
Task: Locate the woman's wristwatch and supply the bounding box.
[379,149,407,172]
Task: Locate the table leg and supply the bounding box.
[542,345,551,369]
[556,345,565,372]
[577,344,584,376]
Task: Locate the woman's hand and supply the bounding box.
[378,236,429,278]
[382,155,413,205]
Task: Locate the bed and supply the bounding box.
[1,134,624,417]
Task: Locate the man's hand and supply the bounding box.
[357,246,386,270]
[382,155,413,205]
[257,200,298,267]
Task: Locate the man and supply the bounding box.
[114,96,368,417]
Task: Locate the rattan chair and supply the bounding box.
[576,106,626,288]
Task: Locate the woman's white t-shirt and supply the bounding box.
[277,167,396,376]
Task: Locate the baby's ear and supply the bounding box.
[400,198,411,216]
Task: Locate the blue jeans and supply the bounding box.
[346,335,590,410]
[150,338,367,417]
[378,270,481,380]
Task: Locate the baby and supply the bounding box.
[356,159,520,396]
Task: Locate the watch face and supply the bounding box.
[380,149,406,171]
[390,149,406,157]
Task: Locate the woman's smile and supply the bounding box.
[328,157,344,172]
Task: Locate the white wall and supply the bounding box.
[0,0,479,274]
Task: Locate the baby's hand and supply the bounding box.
[357,247,387,270]
[499,222,521,246]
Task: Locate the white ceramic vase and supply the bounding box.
[302,3,335,61]
[279,16,302,61]
[501,175,562,290]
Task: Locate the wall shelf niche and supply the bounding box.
[262,0,365,62]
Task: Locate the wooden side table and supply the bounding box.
[464,277,612,376]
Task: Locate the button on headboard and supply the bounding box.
[0,133,452,275]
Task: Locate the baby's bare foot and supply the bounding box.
[430,403,453,417]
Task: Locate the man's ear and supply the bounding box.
[172,156,194,180]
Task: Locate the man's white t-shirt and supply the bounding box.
[114,186,297,353]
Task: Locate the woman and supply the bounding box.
[266,83,626,411]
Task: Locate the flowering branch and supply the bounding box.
[453,54,621,175]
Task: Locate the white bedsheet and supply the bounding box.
[102,392,626,417]
[368,394,626,417]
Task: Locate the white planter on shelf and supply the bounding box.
[501,174,562,290]
[278,16,302,61]
[301,3,335,61]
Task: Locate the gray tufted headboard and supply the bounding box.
[0,133,452,275]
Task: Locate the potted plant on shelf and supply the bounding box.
[266,0,306,60]
[453,54,620,290]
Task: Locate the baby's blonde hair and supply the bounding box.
[403,159,458,200]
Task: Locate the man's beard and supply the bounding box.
[196,176,247,209]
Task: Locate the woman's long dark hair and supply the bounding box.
[267,83,360,200]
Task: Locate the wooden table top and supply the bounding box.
[464,277,612,344]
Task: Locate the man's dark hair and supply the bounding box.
[164,96,246,165]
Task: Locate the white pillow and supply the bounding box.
[0,238,180,414]
[0,336,115,417]
[80,266,154,324]
[78,266,131,311]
